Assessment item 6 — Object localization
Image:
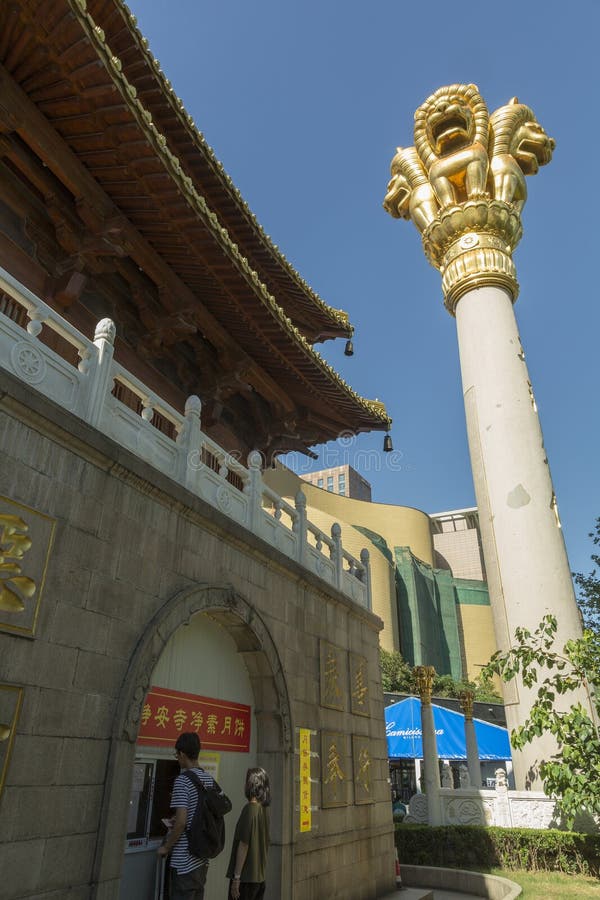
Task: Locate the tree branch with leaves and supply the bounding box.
[483,614,600,826]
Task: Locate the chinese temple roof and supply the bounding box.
[88,0,353,345]
[0,0,391,458]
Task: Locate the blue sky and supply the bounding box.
[126,0,599,576]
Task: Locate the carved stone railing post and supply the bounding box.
[441,760,454,789]
[246,450,263,532]
[460,690,481,788]
[176,395,202,489]
[493,767,512,826]
[87,318,115,427]
[294,489,307,566]
[415,665,442,825]
[360,547,372,610]
[331,523,343,591]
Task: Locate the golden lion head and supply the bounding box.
[511,121,555,175]
[489,99,555,176]
[426,94,475,156]
[383,173,411,219]
[414,83,489,170]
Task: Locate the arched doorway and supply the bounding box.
[91,585,292,900]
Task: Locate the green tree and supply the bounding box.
[380,648,501,702]
[380,648,415,693]
[574,517,600,633]
[483,614,600,826]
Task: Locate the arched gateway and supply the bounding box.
[91,585,292,899]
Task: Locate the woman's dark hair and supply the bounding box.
[245,767,271,807]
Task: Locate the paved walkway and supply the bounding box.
[378,889,482,900]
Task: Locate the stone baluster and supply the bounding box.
[26,306,45,337]
[415,665,442,825]
[176,395,202,489]
[360,548,372,610]
[137,394,157,462]
[141,395,155,424]
[331,523,343,591]
[86,318,116,427]
[460,690,481,788]
[246,450,263,532]
[294,490,307,565]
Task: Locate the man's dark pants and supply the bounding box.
[170,864,208,900]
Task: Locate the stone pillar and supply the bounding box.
[460,691,480,788]
[454,281,588,788]
[384,83,593,790]
[415,666,442,824]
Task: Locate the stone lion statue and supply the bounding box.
[495,767,508,790]
[383,146,439,232]
[489,98,555,212]
[414,83,490,209]
[441,761,453,788]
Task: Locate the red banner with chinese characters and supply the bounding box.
[137,686,251,752]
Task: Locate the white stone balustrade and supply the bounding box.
[0,264,371,609]
[405,784,562,830]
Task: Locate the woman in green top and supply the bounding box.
[227,767,271,900]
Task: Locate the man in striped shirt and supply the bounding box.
[157,732,216,899]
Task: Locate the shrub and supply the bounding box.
[395,824,600,876]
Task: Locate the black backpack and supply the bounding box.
[183,769,232,859]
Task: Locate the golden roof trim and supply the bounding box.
[69,0,388,427]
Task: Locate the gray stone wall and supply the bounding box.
[0,370,395,900]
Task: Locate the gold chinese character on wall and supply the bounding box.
[349,653,370,716]
[0,684,23,800]
[0,496,55,637]
[321,731,351,808]
[352,735,374,804]
[319,640,346,711]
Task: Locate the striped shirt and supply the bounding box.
[170,767,215,874]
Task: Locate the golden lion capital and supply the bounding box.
[383,84,554,313]
[414,665,436,705]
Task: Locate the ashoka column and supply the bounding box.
[384,82,591,790]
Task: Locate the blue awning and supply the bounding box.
[385,696,511,760]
